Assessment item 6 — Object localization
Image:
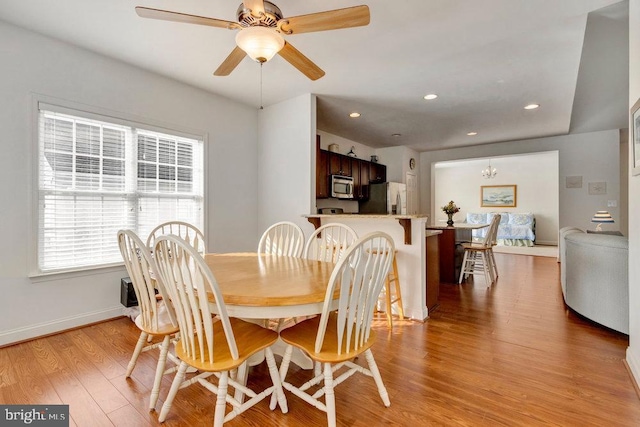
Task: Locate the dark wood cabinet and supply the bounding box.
[315,138,386,200]
[370,162,386,183]
[316,147,329,198]
[328,151,352,176]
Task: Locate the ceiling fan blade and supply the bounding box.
[135,7,241,30]
[278,5,370,35]
[278,41,325,81]
[242,0,265,16]
[214,46,247,76]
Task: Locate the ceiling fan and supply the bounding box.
[135,1,370,80]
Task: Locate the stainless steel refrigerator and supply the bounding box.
[359,182,407,214]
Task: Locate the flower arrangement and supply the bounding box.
[441,200,460,215]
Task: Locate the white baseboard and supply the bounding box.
[0,306,125,347]
[626,346,640,391]
[535,240,558,246]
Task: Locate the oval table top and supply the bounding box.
[204,253,336,319]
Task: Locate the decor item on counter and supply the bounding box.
[591,210,614,231]
[481,159,497,179]
[370,155,379,163]
[347,146,357,157]
[481,185,516,207]
[631,97,640,176]
[441,200,460,226]
[328,143,339,152]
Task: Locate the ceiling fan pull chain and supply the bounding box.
[260,62,264,110]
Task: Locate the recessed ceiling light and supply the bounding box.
[467,132,478,136]
[524,103,540,110]
[424,94,438,100]
[392,133,402,137]
[349,112,361,118]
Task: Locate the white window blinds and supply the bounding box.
[37,107,204,274]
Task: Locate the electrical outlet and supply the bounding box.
[607,200,617,207]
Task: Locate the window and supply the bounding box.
[37,105,204,274]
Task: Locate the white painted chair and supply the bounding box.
[303,223,358,263]
[153,234,288,427]
[117,230,180,411]
[258,221,304,257]
[146,221,206,255]
[273,232,395,427]
[458,214,501,286]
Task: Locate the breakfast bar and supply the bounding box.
[304,214,433,321]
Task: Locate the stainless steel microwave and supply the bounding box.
[331,175,354,199]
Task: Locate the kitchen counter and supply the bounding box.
[305,214,428,245]
[306,214,428,219]
[302,214,432,321]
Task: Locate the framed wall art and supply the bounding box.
[481,185,517,207]
[632,97,640,176]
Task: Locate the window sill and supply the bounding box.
[29,263,126,283]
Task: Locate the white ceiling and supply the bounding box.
[0,0,628,151]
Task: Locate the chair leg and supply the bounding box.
[269,345,293,410]
[490,249,499,279]
[384,277,393,328]
[265,347,288,413]
[158,361,188,422]
[364,349,390,407]
[149,335,171,410]
[390,256,404,320]
[126,331,148,377]
[481,252,492,287]
[213,372,229,427]
[323,363,337,427]
[458,251,470,283]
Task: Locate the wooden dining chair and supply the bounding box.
[458,214,501,286]
[153,234,288,427]
[273,231,395,427]
[303,222,358,263]
[117,230,180,411]
[146,221,206,255]
[258,221,304,257]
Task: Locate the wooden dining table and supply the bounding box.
[203,252,338,370]
[203,252,337,317]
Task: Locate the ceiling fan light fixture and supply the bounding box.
[235,26,284,63]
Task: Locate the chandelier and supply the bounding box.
[482,160,497,179]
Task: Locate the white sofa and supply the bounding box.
[560,230,628,334]
[466,212,536,246]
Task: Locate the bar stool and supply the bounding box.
[369,248,404,327]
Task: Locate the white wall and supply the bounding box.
[0,22,259,345]
[258,94,316,239]
[376,146,420,185]
[420,129,624,235]
[626,0,640,388]
[434,152,559,245]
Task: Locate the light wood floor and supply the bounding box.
[1,253,639,426]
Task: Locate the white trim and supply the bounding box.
[0,306,125,347]
[626,347,640,392]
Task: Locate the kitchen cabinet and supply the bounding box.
[357,158,370,199]
[328,151,352,176]
[316,143,329,198]
[370,162,386,183]
[315,137,386,200]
